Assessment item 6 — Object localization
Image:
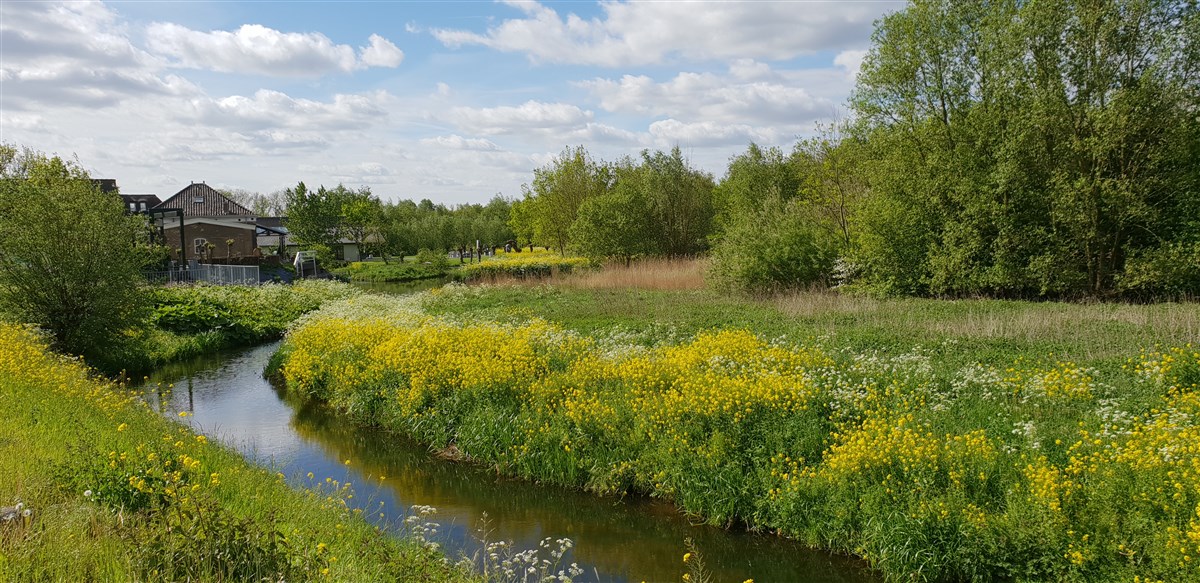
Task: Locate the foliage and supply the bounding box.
[90,280,360,375]
[514,146,612,255]
[709,193,840,293]
[415,248,451,271]
[567,186,652,266]
[280,291,1200,581]
[455,249,594,281]
[333,260,447,282]
[0,322,468,582]
[0,145,153,358]
[1116,240,1200,299]
[848,0,1200,298]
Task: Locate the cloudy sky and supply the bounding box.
[1,0,902,205]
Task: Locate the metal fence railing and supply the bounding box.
[144,265,260,286]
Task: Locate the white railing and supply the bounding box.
[144,265,260,286]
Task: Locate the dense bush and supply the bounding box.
[333,261,446,282]
[709,195,839,294]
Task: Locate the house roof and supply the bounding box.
[121,194,162,206]
[153,183,254,218]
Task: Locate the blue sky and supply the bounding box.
[1,0,903,205]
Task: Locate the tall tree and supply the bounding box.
[521,146,611,254]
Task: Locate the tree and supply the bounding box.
[850,0,1200,297]
[0,145,151,357]
[568,187,652,266]
[522,146,611,254]
[629,147,716,257]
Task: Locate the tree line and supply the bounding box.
[516,0,1199,299]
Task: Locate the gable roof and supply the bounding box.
[153,183,255,218]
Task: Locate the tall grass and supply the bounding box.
[557,258,707,291]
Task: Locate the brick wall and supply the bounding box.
[163,222,257,262]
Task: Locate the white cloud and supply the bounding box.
[449,101,593,135]
[359,34,404,67]
[834,49,868,79]
[579,70,835,126]
[145,23,403,76]
[0,0,195,109]
[649,119,779,148]
[420,135,501,151]
[299,162,398,185]
[186,89,391,131]
[432,0,897,66]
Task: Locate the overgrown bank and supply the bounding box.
[0,322,469,582]
[93,280,361,375]
[275,286,1200,582]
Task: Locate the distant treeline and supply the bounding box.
[510,0,1200,299]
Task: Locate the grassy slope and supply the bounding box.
[0,322,470,582]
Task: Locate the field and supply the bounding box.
[0,322,469,582]
[273,263,1200,582]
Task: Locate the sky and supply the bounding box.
[1,0,903,205]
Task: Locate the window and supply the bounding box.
[138,201,147,211]
[128,202,137,211]
[194,238,208,257]
[193,196,205,204]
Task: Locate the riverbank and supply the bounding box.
[0,322,471,582]
[91,280,361,375]
[275,284,1200,582]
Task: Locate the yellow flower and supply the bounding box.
[116,423,127,432]
[683,552,691,563]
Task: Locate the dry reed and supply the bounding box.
[557,258,708,290]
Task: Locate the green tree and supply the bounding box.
[521,146,611,254]
[637,147,716,257]
[0,146,151,357]
[851,0,1200,297]
[568,187,652,266]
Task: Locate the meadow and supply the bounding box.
[0,321,470,582]
[274,268,1200,582]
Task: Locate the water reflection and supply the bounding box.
[142,341,877,583]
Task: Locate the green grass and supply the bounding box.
[0,322,472,582]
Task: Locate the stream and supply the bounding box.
[139,339,878,582]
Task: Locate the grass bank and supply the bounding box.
[93,280,361,375]
[0,322,470,582]
[275,284,1200,582]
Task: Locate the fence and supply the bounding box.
[144,264,260,286]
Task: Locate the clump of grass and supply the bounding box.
[0,322,470,582]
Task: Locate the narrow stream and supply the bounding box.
[140,340,878,582]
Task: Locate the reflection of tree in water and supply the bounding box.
[288,397,878,583]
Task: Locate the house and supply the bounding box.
[151,183,257,263]
[120,194,162,214]
[255,217,289,256]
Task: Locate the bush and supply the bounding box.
[709,196,839,294]
[415,248,450,271]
